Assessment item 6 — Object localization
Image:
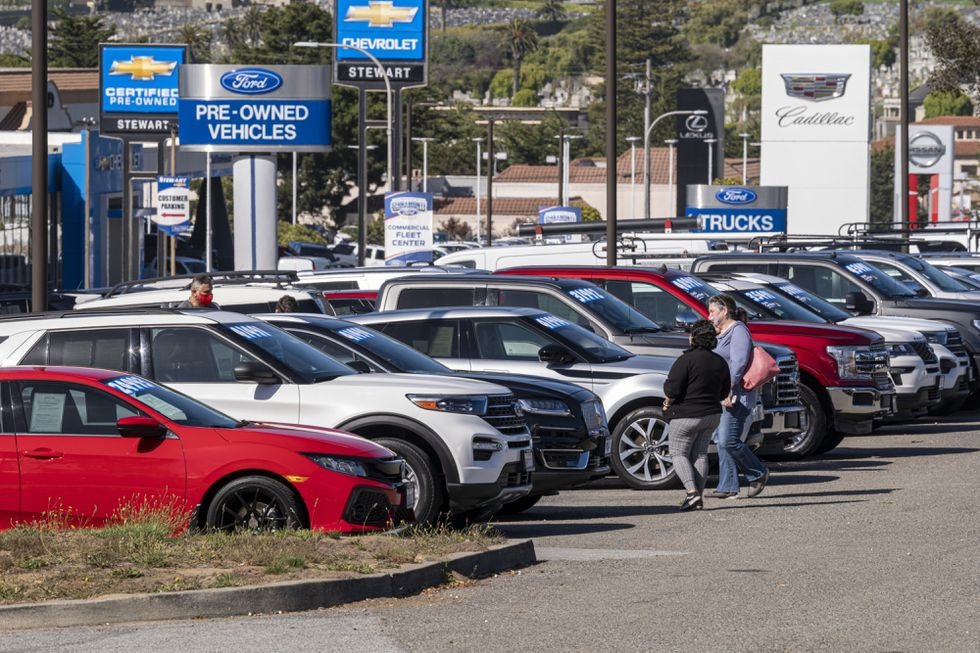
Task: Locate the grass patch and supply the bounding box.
[0,500,505,604]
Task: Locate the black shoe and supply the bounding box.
[747,470,770,498]
[679,493,703,511]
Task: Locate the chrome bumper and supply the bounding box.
[759,405,803,439]
[827,386,896,417]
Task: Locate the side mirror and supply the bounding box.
[844,290,874,315]
[538,344,575,365]
[347,360,372,374]
[675,308,699,331]
[117,415,167,438]
[234,361,280,385]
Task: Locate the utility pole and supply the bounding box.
[642,58,652,221]
[605,0,617,265]
[31,0,47,312]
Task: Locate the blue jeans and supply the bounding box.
[714,400,767,493]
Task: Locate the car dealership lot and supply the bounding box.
[1,418,978,652]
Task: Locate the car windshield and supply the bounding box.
[669,274,719,304]
[839,259,917,297]
[219,322,355,382]
[326,323,451,374]
[526,314,634,363]
[769,282,853,322]
[559,285,662,333]
[899,256,973,292]
[103,375,240,428]
[731,287,826,323]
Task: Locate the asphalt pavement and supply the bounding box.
[2,417,978,652]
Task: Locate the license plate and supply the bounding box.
[403,482,416,509]
[522,448,535,472]
[603,436,612,457]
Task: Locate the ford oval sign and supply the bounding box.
[715,187,757,205]
[219,69,282,95]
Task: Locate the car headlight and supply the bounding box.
[305,454,368,477]
[887,343,915,357]
[922,331,948,346]
[517,398,571,416]
[826,345,887,381]
[407,394,488,415]
[581,399,608,434]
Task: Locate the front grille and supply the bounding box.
[482,394,528,435]
[500,462,531,488]
[343,488,394,526]
[533,425,584,450]
[911,341,938,365]
[761,353,800,408]
[946,331,966,356]
[861,342,893,390]
[927,384,941,402]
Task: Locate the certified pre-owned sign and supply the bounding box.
[99,43,187,135]
[178,65,332,153]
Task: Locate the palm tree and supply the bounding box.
[178,24,214,64]
[501,18,539,97]
[537,0,567,23]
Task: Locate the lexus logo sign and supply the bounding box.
[908,131,946,168]
[685,114,708,132]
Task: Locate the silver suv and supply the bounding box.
[351,306,758,491]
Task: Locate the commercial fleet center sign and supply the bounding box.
[178,65,332,152]
[761,44,871,235]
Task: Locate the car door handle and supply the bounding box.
[22,448,64,460]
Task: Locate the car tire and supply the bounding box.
[205,476,303,532]
[496,493,544,515]
[813,429,847,455]
[772,385,826,460]
[375,438,443,526]
[610,406,678,490]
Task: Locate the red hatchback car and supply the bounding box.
[0,367,410,533]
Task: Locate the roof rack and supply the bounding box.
[0,307,190,323]
[745,234,939,253]
[103,270,300,298]
[838,220,980,251]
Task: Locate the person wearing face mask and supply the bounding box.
[178,274,215,309]
[705,294,770,500]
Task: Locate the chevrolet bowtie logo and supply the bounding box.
[109,56,177,81]
[345,1,418,27]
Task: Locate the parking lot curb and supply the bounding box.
[0,539,536,631]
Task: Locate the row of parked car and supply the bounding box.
[3,240,978,535]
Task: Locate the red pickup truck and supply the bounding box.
[498,265,896,458]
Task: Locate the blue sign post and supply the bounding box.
[334,0,428,88]
[686,185,788,235]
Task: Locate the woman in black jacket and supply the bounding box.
[662,319,732,511]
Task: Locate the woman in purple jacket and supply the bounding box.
[706,294,770,500]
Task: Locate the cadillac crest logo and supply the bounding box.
[780,73,851,102]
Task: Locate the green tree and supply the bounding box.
[178,24,214,64]
[858,39,896,70]
[340,216,385,245]
[869,145,895,227]
[923,89,973,118]
[0,53,28,67]
[921,6,963,34]
[439,216,472,240]
[48,8,116,68]
[489,69,512,99]
[683,0,749,49]
[537,0,567,23]
[500,18,539,96]
[512,88,538,106]
[926,19,980,107]
[572,200,601,222]
[829,0,864,24]
[277,221,328,248]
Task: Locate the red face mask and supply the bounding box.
[196,293,214,306]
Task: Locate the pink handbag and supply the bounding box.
[742,345,780,391]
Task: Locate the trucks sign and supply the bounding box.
[99,44,187,135]
[334,0,428,89]
[178,65,332,153]
[687,184,788,234]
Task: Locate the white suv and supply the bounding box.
[0,310,533,523]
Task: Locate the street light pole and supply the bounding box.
[643,109,708,219]
[626,135,640,218]
[562,134,582,207]
[294,41,393,189]
[665,138,678,218]
[739,133,750,185]
[411,137,435,192]
[473,137,483,244]
[704,138,717,184]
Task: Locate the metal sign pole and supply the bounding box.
[205,154,212,272]
[170,127,177,276]
[358,88,368,267]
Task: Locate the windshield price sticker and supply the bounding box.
[845,262,875,276]
[229,324,272,340]
[671,276,713,302]
[780,283,812,302]
[568,288,603,304]
[744,289,780,310]
[338,327,375,342]
[107,375,157,396]
[536,315,570,330]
